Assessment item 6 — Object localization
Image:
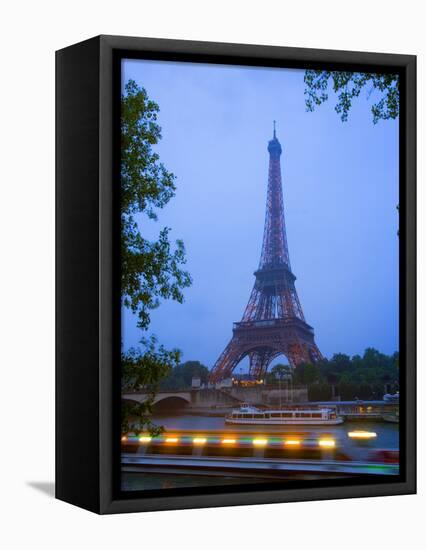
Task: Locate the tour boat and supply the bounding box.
[383,392,399,403]
[225,403,344,425]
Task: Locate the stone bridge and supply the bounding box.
[122,390,193,406]
[122,386,308,410]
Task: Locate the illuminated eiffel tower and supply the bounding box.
[209,123,322,383]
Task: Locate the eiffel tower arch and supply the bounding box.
[209,124,322,383]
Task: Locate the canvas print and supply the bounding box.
[120,59,400,493]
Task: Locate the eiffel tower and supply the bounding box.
[209,123,322,383]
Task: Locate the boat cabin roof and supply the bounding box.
[234,408,333,414]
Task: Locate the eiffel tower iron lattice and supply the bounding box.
[209,123,322,383]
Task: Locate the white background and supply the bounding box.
[0,0,423,548]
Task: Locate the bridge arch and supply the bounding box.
[121,397,141,406]
[151,395,190,413]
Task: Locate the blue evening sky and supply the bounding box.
[121,59,399,369]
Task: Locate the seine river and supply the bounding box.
[121,414,399,492]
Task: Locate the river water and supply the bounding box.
[121,414,399,491]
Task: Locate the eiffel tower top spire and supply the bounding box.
[268,121,282,158]
[260,122,289,268]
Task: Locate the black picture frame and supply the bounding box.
[56,35,416,514]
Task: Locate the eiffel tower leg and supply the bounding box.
[286,342,312,368]
[209,338,244,384]
[249,349,277,379]
[286,342,323,368]
[308,344,323,363]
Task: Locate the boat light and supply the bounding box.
[139,436,152,443]
[222,438,236,445]
[318,438,335,448]
[285,439,301,447]
[121,436,127,442]
[253,438,268,447]
[165,437,179,443]
[348,431,377,439]
[193,437,207,445]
